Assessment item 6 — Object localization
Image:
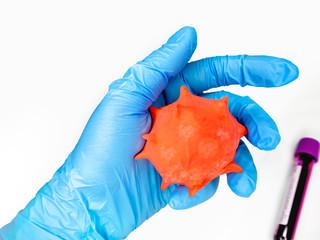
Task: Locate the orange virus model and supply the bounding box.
[134,86,248,197]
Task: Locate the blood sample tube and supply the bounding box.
[275,138,320,239]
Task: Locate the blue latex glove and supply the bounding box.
[0,27,299,240]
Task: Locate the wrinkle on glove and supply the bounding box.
[0,27,197,240]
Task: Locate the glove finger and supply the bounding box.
[108,27,197,111]
[164,55,299,104]
[202,91,280,150]
[168,177,220,210]
[227,140,257,197]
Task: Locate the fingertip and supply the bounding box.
[275,58,299,87]
[239,55,299,87]
[284,59,299,84]
[228,173,256,198]
[169,177,219,210]
[167,26,197,48]
[256,130,281,151]
[180,26,197,37]
[230,94,281,151]
[168,185,188,209]
[227,141,257,198]
[247,117,281,151]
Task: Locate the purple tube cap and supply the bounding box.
[295,138,320,162]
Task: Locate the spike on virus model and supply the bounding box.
[134,86,248,197]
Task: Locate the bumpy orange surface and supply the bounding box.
[134,86,247,197]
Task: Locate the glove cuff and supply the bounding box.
[0,212,62,240]
[0,160,103,240]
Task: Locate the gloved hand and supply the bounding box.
[0,27,299,240]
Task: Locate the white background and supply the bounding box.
[1,1,320,239]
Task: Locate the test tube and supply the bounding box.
[275,138,320,240]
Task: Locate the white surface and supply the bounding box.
[1,1,320,239]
